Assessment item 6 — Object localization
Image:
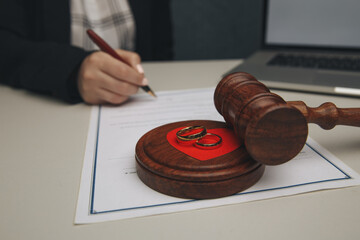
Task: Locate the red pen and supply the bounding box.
[86,29,156,97]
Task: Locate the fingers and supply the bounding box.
[115,49,146,77]
[77,51,146,105]
[97,70,139,96]
[115,49,142,70]
[99,51,147,86]
[82,87,130,105]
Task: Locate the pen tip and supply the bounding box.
[148,90,157,98]
[141,85,157,97]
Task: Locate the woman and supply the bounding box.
[0,0,173,104]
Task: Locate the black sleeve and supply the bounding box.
[151,0,174,60]
[0,0,173,103]
[0,0,90,103]
[130,0,174,61]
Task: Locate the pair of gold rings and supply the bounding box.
[176,126,222,149]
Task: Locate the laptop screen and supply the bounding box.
[265,0,360,49]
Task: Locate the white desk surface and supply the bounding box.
[1,59,360,240]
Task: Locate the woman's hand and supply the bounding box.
[77,49,148,105]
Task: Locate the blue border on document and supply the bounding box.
[89,106,351,214]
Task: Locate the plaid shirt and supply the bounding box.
[70,0,135,51]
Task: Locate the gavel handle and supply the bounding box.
[288,101,360,130]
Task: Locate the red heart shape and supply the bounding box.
[167,127,242,161]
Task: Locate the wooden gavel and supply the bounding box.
[214,72,360,165]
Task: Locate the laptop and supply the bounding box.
[228,0,360,97]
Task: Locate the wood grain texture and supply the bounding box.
[135,120,265,199]
[215,72,360,165]
[135,72,359,198]
[214,72,308,165]
[288,101,360,129]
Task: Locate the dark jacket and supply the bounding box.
[0,0,173,103]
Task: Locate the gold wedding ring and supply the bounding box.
[194,133,222,150]
[176,126,207,142]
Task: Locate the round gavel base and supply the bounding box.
[135,120,265,199]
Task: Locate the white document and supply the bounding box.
[75,88,360,224]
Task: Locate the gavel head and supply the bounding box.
[214,72,308,165]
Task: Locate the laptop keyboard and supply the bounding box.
[267,53,360,72]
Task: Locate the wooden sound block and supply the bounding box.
[135,120,265,199]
